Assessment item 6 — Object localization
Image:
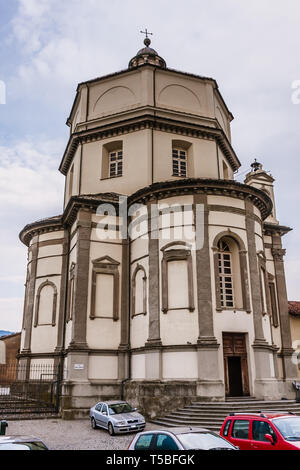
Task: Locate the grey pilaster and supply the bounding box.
[55,230,69,355]
[118,237,130,381]
[245,199,266,344]
[245,199,274,397]
[194,194,222,399]
[146,201,161,345]
[69,209,91,351]
[272,234,297,379]
[194,194,218,345]
[145,201,162,380]
[22,236,39,353]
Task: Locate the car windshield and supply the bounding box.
[273,418,300,441]
[177,432,235,450]
[108,403,133,415]
[0,441,47,450]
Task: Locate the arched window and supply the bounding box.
[66,263,76,322]
[34,280,57,327]
[131,264,147,317]
[218,240,234,308]
[213,233,250,312]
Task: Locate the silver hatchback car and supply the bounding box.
[90,400,146,436]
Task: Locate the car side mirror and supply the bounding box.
[102,411,108,416]
[265,434,274,445]
[132,407,138,412]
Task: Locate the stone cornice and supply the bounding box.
[19,215,64,247]
[20,179,272,247]
[19,194,122,247]
[128,178,273,220]
[263,223,292,237]
[59,113,240,176]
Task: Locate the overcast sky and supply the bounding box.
[0,0,300,331]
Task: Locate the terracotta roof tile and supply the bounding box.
[288,301,300,316]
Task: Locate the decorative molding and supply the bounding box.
[161,242,195,314]
[131,264,147,318]
[59,113,240,176]
[272,247,286,262]
[20,179,273,247]
[34,280,58,328]
[38,238,65,248]
[129,178,272,220]
[66,262,76,322]
[90,256,120,321]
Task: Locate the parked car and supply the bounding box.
[127,427,238,450]
[90,400,146,436]
[0,435,48,450]
[220,412,300,450]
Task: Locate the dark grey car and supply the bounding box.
[90,400,146,436]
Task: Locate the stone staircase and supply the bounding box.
[151,398,300,432]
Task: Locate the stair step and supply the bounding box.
[189,400,300,408]
[151,400,300,431]
[154,417,224,425]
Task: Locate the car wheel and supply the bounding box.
[91,417,97,429]
[108,422,115,436]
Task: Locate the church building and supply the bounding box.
[19,37,298,418]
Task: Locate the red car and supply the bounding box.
[220,412,300,450]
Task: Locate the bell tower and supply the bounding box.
[245,159,279,225]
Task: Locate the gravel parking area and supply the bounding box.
[5,418,163,450]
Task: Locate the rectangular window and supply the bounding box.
[252,420,277,442]
[223,419,232,437]
[109,150,123,178]
[95,273,114,318]
[231,420,250,440]
[218,252,234,308]
[172,149,187,177]
[135,434,154,450]
[167,259,189,310]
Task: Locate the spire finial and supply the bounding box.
[140,28,153,47]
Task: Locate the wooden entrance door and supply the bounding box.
[223,333,250,397]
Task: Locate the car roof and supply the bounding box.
[138,427,212,435]
[227,412,297,419]
[270,414,300,420]
[101,400,128,405]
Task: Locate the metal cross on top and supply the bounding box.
[140,28,153,39]
[140,28,153,46]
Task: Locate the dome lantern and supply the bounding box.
[129,29,167,69]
